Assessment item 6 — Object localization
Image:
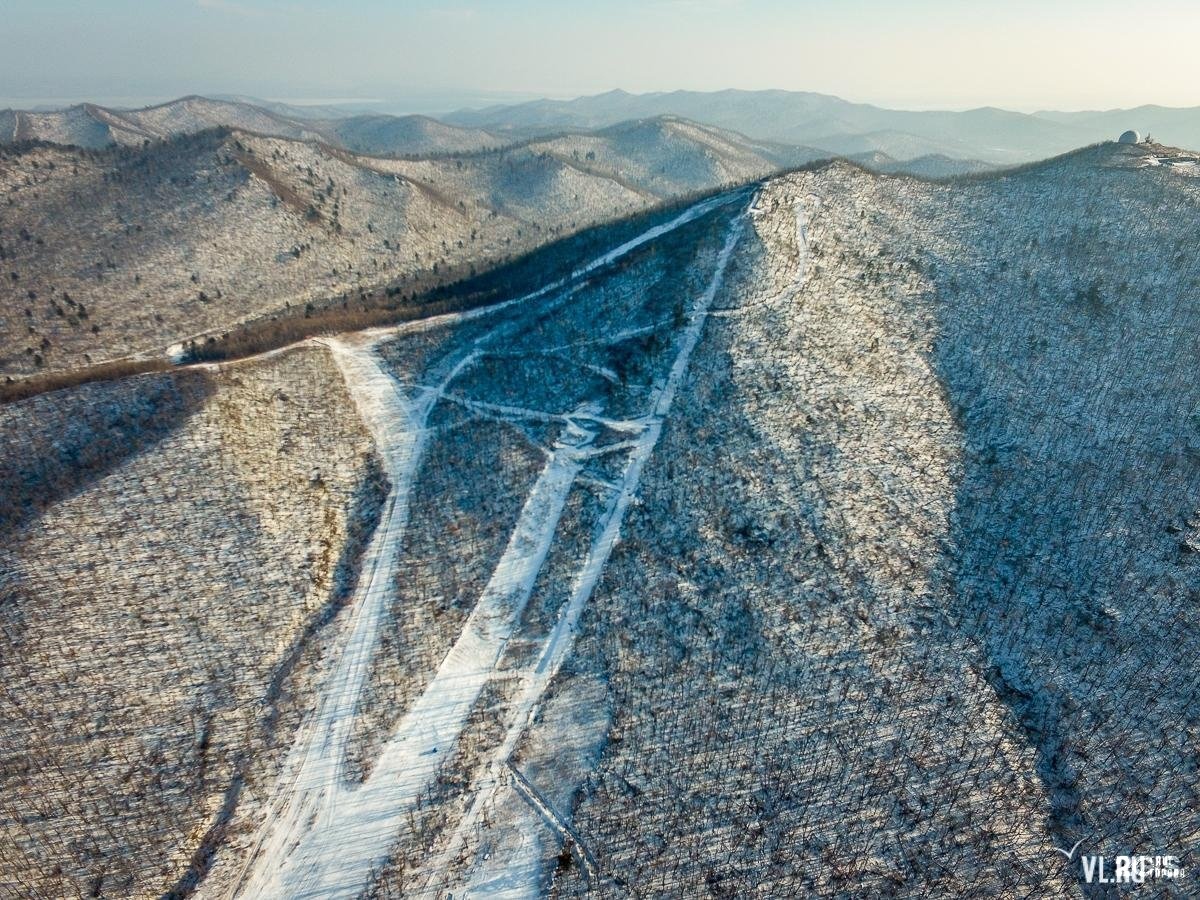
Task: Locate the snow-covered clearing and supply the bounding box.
[229,338,432,899]
[413,208,751,898]
[227,191,749,899]
[238,409,597,899]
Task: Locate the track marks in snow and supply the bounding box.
[416,209,750,897]
[242,410,598,899]
[228,191,748,899]
[231,339,432,898]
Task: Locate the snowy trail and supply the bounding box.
[417,208,751,897]
[792,195,815,286]
[228,191,745,899]
[242,414,598,899]
[749,189,813,301]
[230,339,434,898]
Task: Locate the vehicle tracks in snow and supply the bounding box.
[411,206,751,898]
[227,190,750,899]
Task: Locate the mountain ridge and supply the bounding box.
[0,96,503,158]
[443,88,1200,163]
[9,90,1193,165]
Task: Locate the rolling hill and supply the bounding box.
[0,95,502,158]
[0,116,800,380]
[11,91,1197,170]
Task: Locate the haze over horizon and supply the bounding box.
[5,0,1200,114]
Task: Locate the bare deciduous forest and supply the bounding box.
[3,114,1199,898]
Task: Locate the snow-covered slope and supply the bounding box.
[527,117,815,198]
[552,140,1200,896]
[4,138,1200,898]
[445,88,1101,163]
[0,125,766,379]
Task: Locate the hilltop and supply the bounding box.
[0,96,503,157]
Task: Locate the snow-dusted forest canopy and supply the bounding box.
[3,95,1200,897]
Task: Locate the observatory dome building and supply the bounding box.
[1118,130,1143,145]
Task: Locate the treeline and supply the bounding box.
[0,358,175,404]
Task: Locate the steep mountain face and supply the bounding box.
[2,128,485,377]
[4,138,1200,897]
[550,142,1200,895]
[447,88,1200,164]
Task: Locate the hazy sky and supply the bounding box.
[4,0,1199,112]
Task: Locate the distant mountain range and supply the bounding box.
[0,95,503,157]
[5,91,1197,166]
[0,95,993,179]
[443,89,1200,164]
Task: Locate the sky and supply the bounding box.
[3,0,1199,113]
